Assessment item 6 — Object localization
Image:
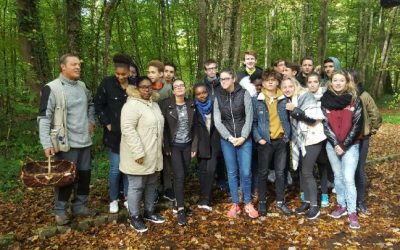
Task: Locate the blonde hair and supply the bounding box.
[281,76,307,97]
[328,71,357,101]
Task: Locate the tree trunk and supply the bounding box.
[66,0,82,56]
[160,0,167,61]
[102,0,120,77]
[372,7,399,98]
[209,0,220,62]
[15,0,51,94]
[317,0,329,66]
[196,0,207,79]
[221,0,233,68]
[122,0,142,70]
[232,0,243,70]
[264,7,276,68]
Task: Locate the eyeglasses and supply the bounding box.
[138,85,152,90]
[206,67,217,71]
[173,84,185,89]
[220,77,232,82]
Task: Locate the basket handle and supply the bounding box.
[47,155,52,174]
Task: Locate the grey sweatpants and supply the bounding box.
[127,172,159,217]
[54,146,91,215]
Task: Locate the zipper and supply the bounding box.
[229,92,237,137]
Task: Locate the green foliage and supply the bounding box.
[382,114,400,124]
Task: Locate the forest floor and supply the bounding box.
[0,113,399,249]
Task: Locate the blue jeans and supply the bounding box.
[326,143,359,214]
[220,138,252,204]
[107,148,128,201]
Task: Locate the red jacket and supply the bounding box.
[322,98,363,151]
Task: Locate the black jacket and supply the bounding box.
[160,96,198,153]
[236,66,263,83]
[94,76,135,153]
[195,107,221,159]
[203,73,221,98]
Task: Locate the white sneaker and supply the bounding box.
[123,200,128,210]
[109,200,119,213]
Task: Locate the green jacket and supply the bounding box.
[359,89,382,136]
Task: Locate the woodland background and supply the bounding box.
[0,0,399,248]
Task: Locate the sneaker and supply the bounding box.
[123,200,129,210]
[245,203,259,218]
[173,206,192,215]
[305,206,320,220]
[163,189,176,201]
[218,179,228,192]
[177,209,186,226]
[109,200,119,214]
[357,202,369,214]
[198,200,212,212]
[144,212,165,224]
[348,212,360,229]
[258,201,267,216]
[300,192,305,202]
[295,202,310,215]
[55,214,71,226]
[329,205,347,218]
[321,194,329,208]
[276,202,292,216]
[130,216,148,233]
[227,204,241,218]
[332,187,336,194]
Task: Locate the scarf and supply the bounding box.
[195,97,213,122]
[321,89,352,110]
[290,91,326,171]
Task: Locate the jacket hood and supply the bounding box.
[328,57,341,71]
[204,73,220,85]
[257,88,285,101]
[126,85,160,102]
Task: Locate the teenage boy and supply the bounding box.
[252,68,292,216]
[164,62,177,86]
[322,57,341,85]
[147,60,172,101]
[202,59,228,192]
[147,60,173,202]
[237,50,263,82]
[296,57,314,87]
[203,59,221,97]
[283,62,300,79]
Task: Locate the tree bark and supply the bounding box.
[15,0,51,94]
[102,0,120,77]
[66,0,82,56]
[160,0,167,61]
[197,0,207,79]
[221,0,233,68]
[317,0,329,66]
[232,0,243,70]
[372,7,399,98]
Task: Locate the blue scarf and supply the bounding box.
[195,98,213,122]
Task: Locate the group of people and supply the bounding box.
[38,51,381,233]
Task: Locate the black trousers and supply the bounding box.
[171,143,191,208]
[301,143,323,206]
[198,151,218,204]
[258,139,288,202]
[356,136,370,203]
[316,140,331,194]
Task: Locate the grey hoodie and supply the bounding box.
[322,56,341,85]
[38,74,95,149]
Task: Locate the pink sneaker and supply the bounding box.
[227,204,241,218]
[245,203,259,218]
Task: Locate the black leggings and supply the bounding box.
[171,143,191,208]
[301,142,323,206]
[198,152,218,204]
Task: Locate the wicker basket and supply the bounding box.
[21,157,76,188]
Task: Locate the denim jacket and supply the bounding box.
[252,92,291,143]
